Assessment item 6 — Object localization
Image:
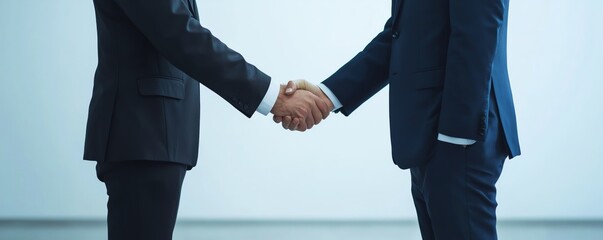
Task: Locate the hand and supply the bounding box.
[270,84,330,131]
[273,80,334,131]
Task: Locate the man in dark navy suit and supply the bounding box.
[84,0,330,239]
[277,0,521,239]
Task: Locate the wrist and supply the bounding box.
[270,85,286,114]
[319,91,334,111]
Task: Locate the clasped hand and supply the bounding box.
[270,80,334,131]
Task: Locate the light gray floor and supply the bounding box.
[1,220,602,240]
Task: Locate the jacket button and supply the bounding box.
[392,31,399,39]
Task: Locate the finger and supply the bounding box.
[297,119,308,132]
[285,80,297,96]
[290,118,301,131]
[304,109,316,130]
[283,116,293,127]
[281,116,293,129]
[273,115,283,124]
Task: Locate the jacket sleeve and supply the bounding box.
[438,0,506,140]
[113,0,270,117]
[321,18,394,116]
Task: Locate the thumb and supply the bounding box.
[284,80,298,96]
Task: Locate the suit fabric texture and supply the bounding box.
[96,160,187,240]
[84,0,271,168]
[322,0,521,239]
[323,0,520,168]
[85,0,271,239]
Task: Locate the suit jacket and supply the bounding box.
[323,0,521,169]
[84,0,271,167]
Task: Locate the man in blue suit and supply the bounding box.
[277,0,521,239]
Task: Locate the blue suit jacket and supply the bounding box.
[323,0,521,168]
[84,0,271,167]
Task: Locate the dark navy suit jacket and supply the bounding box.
[84,0,271,167]
[323,0,521,168]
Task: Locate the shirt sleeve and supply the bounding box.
[437,133,476,145]
[318,83,343,111]
[256,80,280,115]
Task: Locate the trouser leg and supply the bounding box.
[97,160,187,240]
[410,93,508,240]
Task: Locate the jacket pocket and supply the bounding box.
[138,76,185,100]
[412,68,445,89]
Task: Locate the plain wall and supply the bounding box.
[1,0,602,220]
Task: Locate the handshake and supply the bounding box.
[270,80,334,131]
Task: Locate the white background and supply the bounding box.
[0,0,602,220]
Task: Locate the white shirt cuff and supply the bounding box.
[318,83,343,111]
[437,133,476,145]
[256,80,280,116]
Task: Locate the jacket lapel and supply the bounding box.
[187,0,199,19]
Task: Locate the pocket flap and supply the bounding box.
[413,69,445,89]
[138,77,185,100]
